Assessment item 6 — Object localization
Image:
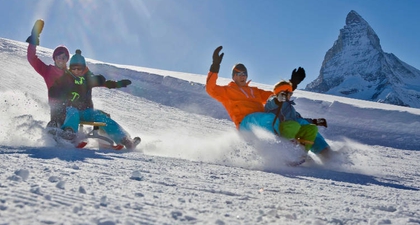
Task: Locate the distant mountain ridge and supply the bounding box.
[305,10,420,108]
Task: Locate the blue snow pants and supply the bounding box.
[239,112,280,134]
[61,107,128,144]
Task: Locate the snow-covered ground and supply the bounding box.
[0,38,419,224]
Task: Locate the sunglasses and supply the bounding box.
[234,71,247,76]
[70,67,84,71]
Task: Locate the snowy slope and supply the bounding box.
[0,38,420,224]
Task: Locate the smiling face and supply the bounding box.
[54,53,68,69]
[232,71,248,87]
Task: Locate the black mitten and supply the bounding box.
[26,19,44,46]
[117,79,131,87]
[105,79,132,88]
[104,80,117,89]
[289,67,306,90]
[209,46,224,73]
[312,118,328,128]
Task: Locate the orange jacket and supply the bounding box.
[206,71,273,129]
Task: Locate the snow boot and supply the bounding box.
[46,120,60,135]
[60,127,77,141]
[121,136,141,150]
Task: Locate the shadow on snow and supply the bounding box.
[0,145,126,162]
[269,167,419,191]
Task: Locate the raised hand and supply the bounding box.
[117,79,132,87]
[210,46,224,73]
[290,67,306,90]
[26,19,44,46]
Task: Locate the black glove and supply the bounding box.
[209,46,224,73]
[104,79,131,89]
[117,79,131,87]
[26,19,44,46]
[289,67,306,91]
[312,118,328,128]
[104,80,117,89]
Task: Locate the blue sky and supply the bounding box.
[1,0,419,88]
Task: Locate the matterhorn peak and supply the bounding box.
[306,10,420,108]
[346,10,366,25]
[345,10,381,51]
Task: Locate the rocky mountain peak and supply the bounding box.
[346,10,365,25]
[305,10,420,108]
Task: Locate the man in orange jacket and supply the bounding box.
[206,46,305,133]
[206,46,272,130]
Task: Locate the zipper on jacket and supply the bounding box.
[239,87,255,98]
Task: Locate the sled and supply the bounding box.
[296,138,314,145]
[48,127,89,149]
[79,121,124,150]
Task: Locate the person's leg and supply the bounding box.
[49,101,66,127]
[311,134,329,153]
[61,107,80,132]
[295,124,318,151]
[297,118,329,153]
[239,112,278,133]
[80,109,129,144]
[279,120,301,139]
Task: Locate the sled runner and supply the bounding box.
[286,158,307,167]
[296,138,314,145]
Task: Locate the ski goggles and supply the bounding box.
[234,71,247,77]
[70,66,85,72]
[277,91,293,101]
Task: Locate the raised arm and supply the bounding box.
[26,20,49,76]
[206,46,227,101]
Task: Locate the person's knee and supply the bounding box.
[305,124,318,136]
[66,107,79,116]
[279,121,301,139]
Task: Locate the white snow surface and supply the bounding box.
[1,38,420,225]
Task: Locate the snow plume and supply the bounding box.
[0,90,50,147]
[140,127,265,168]
[140,124,322,172]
